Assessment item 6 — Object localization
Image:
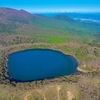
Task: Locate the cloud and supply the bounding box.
[74,18,100,23]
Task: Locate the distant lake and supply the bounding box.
[7,49,78,82]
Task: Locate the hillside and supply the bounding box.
[0,8,37,33]
[0,8,100,100]
[54,14,74,22]
[0,8,34,23]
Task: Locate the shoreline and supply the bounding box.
[77,67,88,73]
[0,43,82,84]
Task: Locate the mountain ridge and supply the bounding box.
[0,8,36,33]
[0,8,75,33]
[54,14,74,22]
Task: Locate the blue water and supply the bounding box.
[39,12,100,24]
[42,12,100,20]
[7,49,78,82]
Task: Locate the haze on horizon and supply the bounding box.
[0,0,100,13]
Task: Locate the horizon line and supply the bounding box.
[31,11,100,13]
[0,7,100,13]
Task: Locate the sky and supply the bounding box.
[0,0,100,13]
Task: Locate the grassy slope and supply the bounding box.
[0,14,100,100]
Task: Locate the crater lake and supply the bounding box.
[7,49,78,82]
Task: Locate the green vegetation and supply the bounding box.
[39,36,67,43]
[0,8,100,100]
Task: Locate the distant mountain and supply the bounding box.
[0,8,34,23]
[43,13,100,24]
[64,13,100,24]
[0,7,100,36]
[54,14,74,22]
[34,14,47,17]
[0,8,38,33]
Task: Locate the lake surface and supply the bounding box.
[7,49,78,82]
